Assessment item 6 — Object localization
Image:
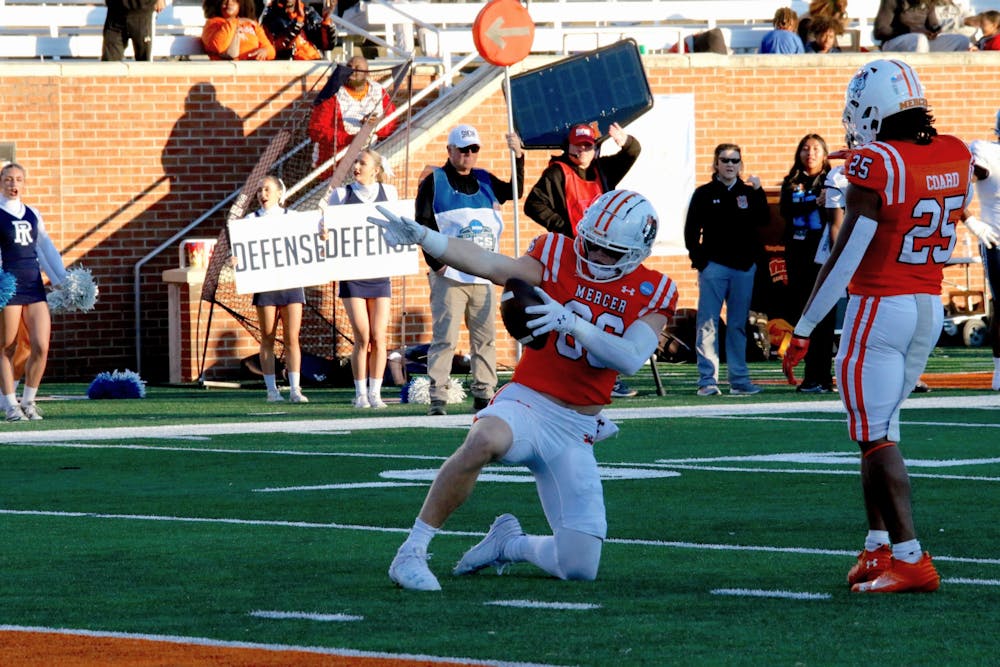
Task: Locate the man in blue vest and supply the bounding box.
[415,124,524,415]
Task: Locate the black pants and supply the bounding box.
[102,8,154,61]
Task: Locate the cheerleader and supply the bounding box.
[324,149,397,408]
[253,175,308,403]
[0,163,67,421]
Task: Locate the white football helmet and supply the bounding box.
[574,190,658,282]
[842,59,927,148]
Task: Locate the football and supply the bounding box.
[500,277,550,350]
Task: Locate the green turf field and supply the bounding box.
[1,351,998,665]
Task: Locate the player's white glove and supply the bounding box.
[965,216,1000,249]
[525,287,578,336]
[367,204,427,247]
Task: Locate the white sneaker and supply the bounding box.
[368,393,387,409]
[266,390,284,403]
[20,402,43,421]
[453,513,523,576]
[289,390,309,403]
[353,395,371,409]
[388,544,441,591]
[5,405,27,422]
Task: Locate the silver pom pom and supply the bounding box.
[48,266,99,314]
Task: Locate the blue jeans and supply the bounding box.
[695,261,756,388]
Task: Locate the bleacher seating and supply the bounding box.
[0,0,205,60]
[1,0,997,61]
[348,0,875,55]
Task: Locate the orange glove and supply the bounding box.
[782,335,810,385]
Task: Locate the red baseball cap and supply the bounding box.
[567,123,598,146]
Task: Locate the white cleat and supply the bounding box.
[453,513,523,576]
[20,402,43,421]
[5,405,27,422]
[368,394,387,409]
[353,395,371,409]
[289,390,309,403]
[266,390,284,403]
[389,545,441,591]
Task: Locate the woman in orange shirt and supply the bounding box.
[201,0,275,61]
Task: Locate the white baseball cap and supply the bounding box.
[448,124,481,149]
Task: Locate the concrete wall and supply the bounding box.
[3,54,997,382]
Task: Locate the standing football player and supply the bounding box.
[370,190,677,591]
[963,111,1000,390]
[783,59,973,593]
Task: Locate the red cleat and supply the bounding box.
[851,552,940,593]
[846,545,892,586]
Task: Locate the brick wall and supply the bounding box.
[3,54,996,382]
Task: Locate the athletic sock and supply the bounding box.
[892,539,923,564]
[864,530,891,552]
[368,377,383,399]
[3,393,16,409]
[21,385,37,405]
[405,517,438,552]
[288,371,301,392]
[354,379,367,398]
[264,374,278,393]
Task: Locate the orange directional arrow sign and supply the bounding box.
[473,0,535,66]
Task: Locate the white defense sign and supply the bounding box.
[229,200,419,295]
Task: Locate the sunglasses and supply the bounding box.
[456,145,480,154]
[719,157,741,164]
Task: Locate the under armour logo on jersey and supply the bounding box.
[12,220,33,246]
[620,285,635,296]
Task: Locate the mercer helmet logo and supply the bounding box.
[13,220,33,246]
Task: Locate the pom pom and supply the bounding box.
[400,376,466,404]
[87,369,146,399]
[48,266,99,313]
[0,271,17,309]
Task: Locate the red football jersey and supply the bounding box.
[511,233,678,406]
[844,135,973,296]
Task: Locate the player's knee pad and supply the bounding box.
[554,528,602,581]
[859,439,897,458]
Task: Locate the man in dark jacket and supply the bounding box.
[525,122,640,238]
[102,0,166,61]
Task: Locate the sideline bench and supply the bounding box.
[0,2,206,59]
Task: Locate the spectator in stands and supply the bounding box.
[936,0,978,39]
[0,163,67,422]
[250,175,308,404]
[797,0,848,44]
[780,134,835,393]
[322,149,398,409]
[259,0,336,60]
[873,0,971,51]
[201,0,276,60]
[684,144,770,397]
[524,121,642,399]
[308,56,398,172]
[102,0,167,61]
[804,15,844,52]
[416,124,524,416]
[760,7,805,53]
[968,10,1000,49]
